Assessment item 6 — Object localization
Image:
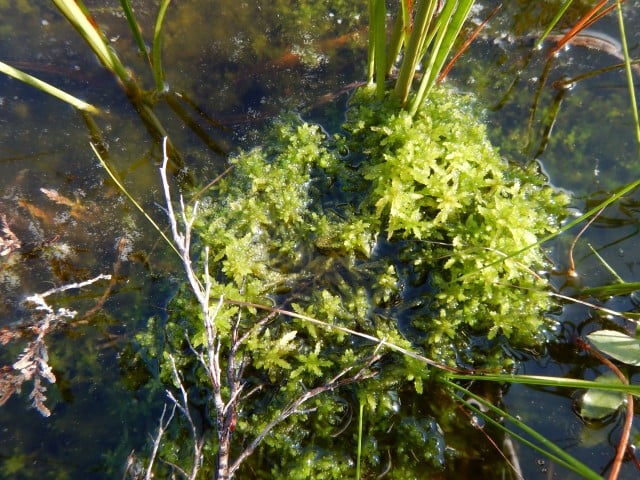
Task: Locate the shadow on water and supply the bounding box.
[1,0,640,478]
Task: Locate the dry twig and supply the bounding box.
[0,274,111,416]
[158,136,385,479]
[144,403,177,480]
[0,213,21,256]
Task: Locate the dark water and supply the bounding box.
[1,0,640,478]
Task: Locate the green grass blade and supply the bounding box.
[459,177,640,281]
[355,400,364,480]
[554,60,640,90]
[444,380,604,479]
[367,0,375,84]
[119,0,150,62]
[385,1,410,76]
[587,242,625,283]
[415,0,459,85]
[152,0,172,92]
[370,0,387,98]
[447,372,640,395]
[535,0,574,49]
[581,281,640,298]
[0,61,99,113]
[615,0,640,155]
[393,0,439,105]
[51,0,131,84]
[90,143,180,258]
[434,0,474,74]
[386,9,404,77]
[409,0,474,115]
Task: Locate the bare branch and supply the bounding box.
[145,403,176,480]
[0,213,21,256]
[157,136,387,478]
[25,273,112,309]
[159,137,232,478]
[229,352,381,476]
[167,354,203,480]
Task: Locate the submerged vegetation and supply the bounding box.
[146,80,568,476]
[2,0,640,479]
[134,0,575,476]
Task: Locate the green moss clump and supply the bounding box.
[342,86,568,344]
[145,84,568,477]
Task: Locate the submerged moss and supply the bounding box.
[146,84,568,477]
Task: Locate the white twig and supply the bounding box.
[228,352,381,476]
[157,136,384,479]
[145,403,176,480]
[159,137,205,300]
[167,354,203,480]
[159,137,229,477]
[25,273,111,311]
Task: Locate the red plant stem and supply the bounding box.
[550,0,625,56]
[549,0,615,56]
[580,338,633,480]
[190,164,235,202]
[438,4,502,84]
[550,0,608,55]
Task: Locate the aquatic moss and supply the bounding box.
[150,84,568,477]
[342,85,568,344]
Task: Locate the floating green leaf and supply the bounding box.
[587,329,640,366]
[579,373,626,420]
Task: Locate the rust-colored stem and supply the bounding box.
[580,338,633,480]
[438,4,502,84]
[549,0,625,56]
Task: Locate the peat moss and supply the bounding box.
[145,84,568,477]
[343,86,568,343]
[191,85,568,348]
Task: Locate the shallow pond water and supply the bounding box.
[1,1,640,478]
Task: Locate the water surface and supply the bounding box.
[1,1,640,478]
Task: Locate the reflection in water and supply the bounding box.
[1,0,640,478]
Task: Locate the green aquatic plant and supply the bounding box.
[131,0,578,477]
[55,0,634,477]
[4,0,640,478]
[182,82,567,357]
[142,80,569,476]
[343,86,568,343]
